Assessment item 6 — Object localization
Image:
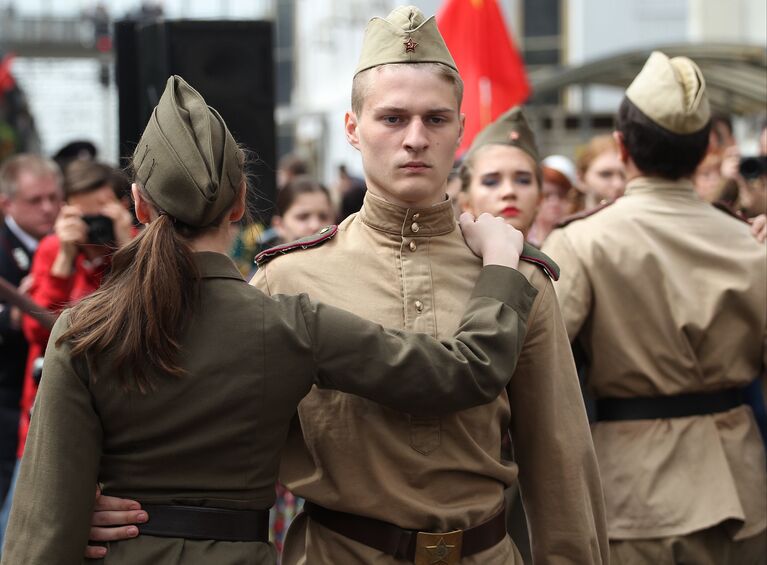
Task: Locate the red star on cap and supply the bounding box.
[404,37,418,53]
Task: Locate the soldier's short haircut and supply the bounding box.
[351,62,464,116]
[0,154,62,199]
[617,98,710,181]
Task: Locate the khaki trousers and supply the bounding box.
[610,526,766,565]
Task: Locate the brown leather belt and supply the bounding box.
[303,502,506,564]
[596,388,744,421]
[137,504,270,542]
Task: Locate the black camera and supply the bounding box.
[82,214,115,245]
[739,156,767,180]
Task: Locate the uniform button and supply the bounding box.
[412,213,420,220]
[411,222,420,233]
[415,300,424,313]
[409,241,417,252]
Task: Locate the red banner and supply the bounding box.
[0,53,17,96]
[438,0,530,155]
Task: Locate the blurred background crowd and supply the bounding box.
[1,0,766,558]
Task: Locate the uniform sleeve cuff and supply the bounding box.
[471,265,538,314]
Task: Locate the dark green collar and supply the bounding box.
[193,252,245,281]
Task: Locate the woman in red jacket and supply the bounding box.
[20,160,135,457]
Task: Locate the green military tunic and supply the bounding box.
[1,251,536,565]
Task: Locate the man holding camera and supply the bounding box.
[19,159,133,448]
[0,155,63,509]
[0,159,134,547]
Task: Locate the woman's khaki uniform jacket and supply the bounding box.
[252,193,609,565]
[2,251,538,565]
[542,177,767,541]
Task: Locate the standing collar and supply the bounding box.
[624,176,697,197]
[193,251,246,281]
[358,191,456,237]
[5,216,39,252]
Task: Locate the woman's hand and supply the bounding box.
[459,212,524,269]
[84,486,145,559]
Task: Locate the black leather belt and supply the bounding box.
[304,502,506,564]
[596,388,744,421]
[137,504,270,542]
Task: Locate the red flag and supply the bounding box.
[438,0,530,155]
[0,54,17,96]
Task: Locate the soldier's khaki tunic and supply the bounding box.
[542,177,767,544]
[1,252,536,565]
[253,192,608,565]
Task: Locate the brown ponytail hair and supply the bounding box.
[59,176,245,393]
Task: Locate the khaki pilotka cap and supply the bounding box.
[465,106,539,163]
[625,51,711,134]
[133,75,241,227]
[354,5,458,76]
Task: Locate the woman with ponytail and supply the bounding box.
[1,76,535,565]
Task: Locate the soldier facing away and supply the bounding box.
[543,51,767,564]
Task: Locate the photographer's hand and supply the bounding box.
[102,202,134,248]
[51,206,87,278]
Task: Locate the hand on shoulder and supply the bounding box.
[459,212,523,269]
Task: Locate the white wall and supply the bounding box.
[688,0,767,44]
[565,0,766,114]
[12,58,119,162]
[566,0,688,112]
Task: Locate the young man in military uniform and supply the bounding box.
[543,52,767,564]
[253,8,605,565]
[87,7,607,564]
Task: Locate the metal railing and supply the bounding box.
[0,15,109,58]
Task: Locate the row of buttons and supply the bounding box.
[408,212,423,314]
[411,212,420,234]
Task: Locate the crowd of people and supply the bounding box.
[0,4,765,565]
[263,113,767,261]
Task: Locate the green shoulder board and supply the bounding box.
[520,242,560,280]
